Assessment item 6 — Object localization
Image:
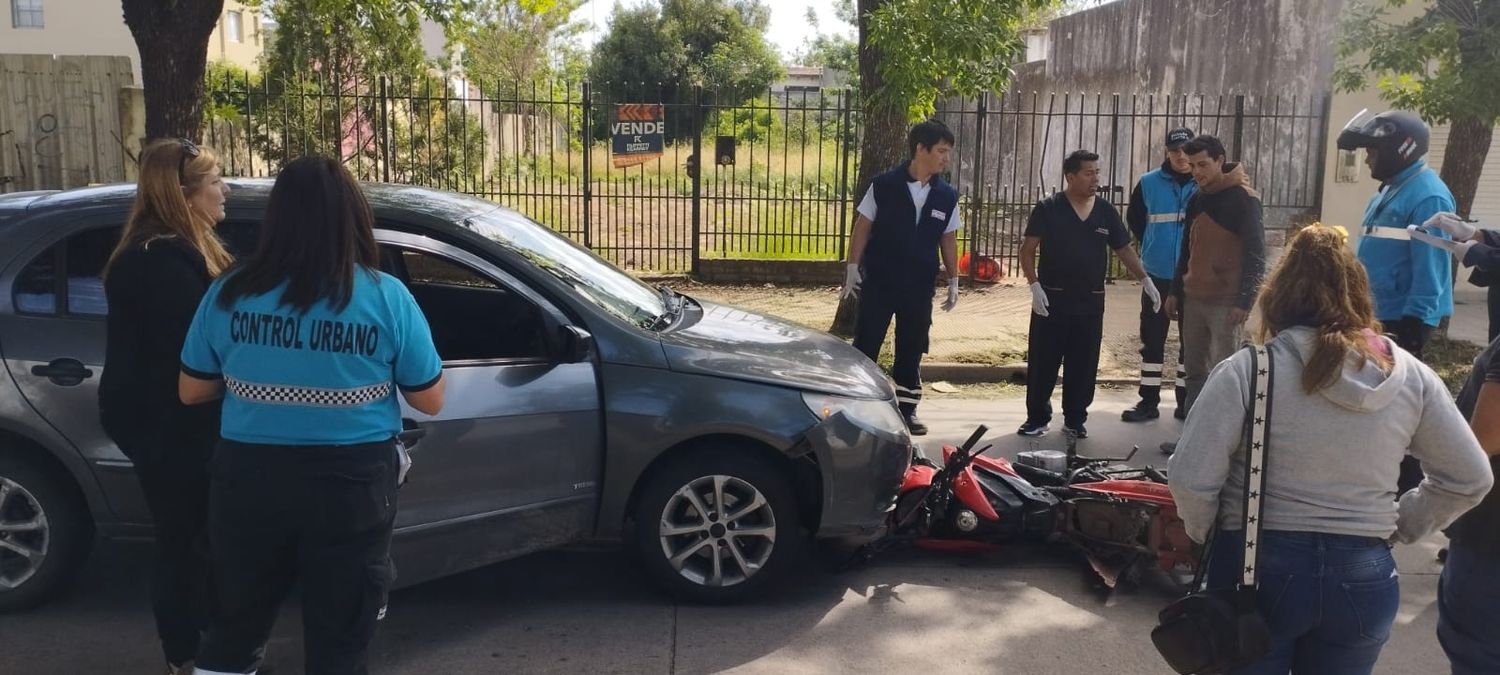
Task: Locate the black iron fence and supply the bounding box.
[203,74,1327,277]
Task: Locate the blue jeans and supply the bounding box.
[1438,538,1500,674]
[1207,530,1399,675]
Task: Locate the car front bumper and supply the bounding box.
[802,409,912,538]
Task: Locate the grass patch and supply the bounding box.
[1426,334,1486,396]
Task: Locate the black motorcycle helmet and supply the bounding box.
[1336,109,1430,182]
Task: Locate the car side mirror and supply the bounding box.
[557,325,595,363]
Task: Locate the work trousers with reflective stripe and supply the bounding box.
[1137,275,1185,408]
[853,282,932,415]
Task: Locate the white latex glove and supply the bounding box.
[1029,282,1050,317]
[1142,276,1163,313]
[1422,212,1479,241]
[941,277,959,312]
[1409,225,1478,261]
[841,263,862,299]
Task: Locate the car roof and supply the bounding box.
[5,180,505,226]
[0,190,62,224]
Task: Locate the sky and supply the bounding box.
[570,0,857,63]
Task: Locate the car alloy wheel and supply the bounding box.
[0,476,50,592]
[657,474,776,589]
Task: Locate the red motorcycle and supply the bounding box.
[851,425,1197,589]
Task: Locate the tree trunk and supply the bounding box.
[830,0,908,337]
[122,0,225,141]
[1438,113,1495,219]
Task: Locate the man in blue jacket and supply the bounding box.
[1121,128,1197,423]
[1340,109,1456,495]
[1339,109,1456,359]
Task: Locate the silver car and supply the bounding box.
[0,181,911,609]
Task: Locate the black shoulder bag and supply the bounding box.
[1151,344,1274,674]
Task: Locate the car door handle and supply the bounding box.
[31,358,93,387]
[397,418,427,449]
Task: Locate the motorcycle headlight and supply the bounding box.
[802,392,906,435]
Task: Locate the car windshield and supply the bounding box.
[464,207,668,328]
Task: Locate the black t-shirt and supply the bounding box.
[1448,337,1500,554]
[1024,193,1131,314]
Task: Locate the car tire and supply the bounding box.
[0,454,92,612]
[633,448,805,604]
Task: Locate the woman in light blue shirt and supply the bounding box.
[179,156,444,675]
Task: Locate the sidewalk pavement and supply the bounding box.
[0,391,1447,674]
[692,277,1495,384]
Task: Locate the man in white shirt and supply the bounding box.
[840,120,961,435]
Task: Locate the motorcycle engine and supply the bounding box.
[1016,450,1068,473]
[1066,498,1153,546]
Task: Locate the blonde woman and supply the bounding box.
[99,138,233,675]
[1168,225,1492,675]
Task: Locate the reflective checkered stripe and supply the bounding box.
[224,376,393,408]
[896,384,922,406]
[1242,345,1272,587]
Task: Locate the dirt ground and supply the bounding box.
[676,278,1174,382]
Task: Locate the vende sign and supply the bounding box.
[611,104,665,168]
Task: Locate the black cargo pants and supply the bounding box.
[195,439,399,675]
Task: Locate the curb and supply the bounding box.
[923,362,1140,387]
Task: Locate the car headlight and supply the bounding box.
[802,392,906,435]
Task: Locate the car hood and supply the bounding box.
[657,298,892,400]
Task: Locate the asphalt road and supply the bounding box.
[0,392,1451,674]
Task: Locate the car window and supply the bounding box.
[13,226,119,317]
[14,245,59,314]
[385,246,548,362]
[216,220,262,259]
[464,208,666,329]
[65,227,117,316]
[403,249,498,289]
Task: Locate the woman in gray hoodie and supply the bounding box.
[1168,225,1492,675]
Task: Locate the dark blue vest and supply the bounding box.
[861,162,958,291]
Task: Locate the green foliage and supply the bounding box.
[867,0,1052,120]
[204,61,261,124]
[588,0,784,138]
[209,0,489,186]
[1334,0,1500,125]
[460,0,587,89]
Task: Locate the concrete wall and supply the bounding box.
[696,259,845,285]
[940,0,1343,232]
[1023,0,1344,97]
[207,2,268,71]
[0,0,140,77]
[0,0,265,80]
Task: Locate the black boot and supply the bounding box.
[1121,401,1160,422]
[899,403,927,436]
[904,412,928,436]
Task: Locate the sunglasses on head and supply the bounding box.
[177,138,201,184]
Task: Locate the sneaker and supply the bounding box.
[1160,441,1177,455]
[1064,425,1088,439]
[904,413,929,436]
[1174,407,1187,421]
[1121,403,1160,422]
[1017,421,1049,437]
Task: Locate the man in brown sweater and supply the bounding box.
[1162,134,1265,454]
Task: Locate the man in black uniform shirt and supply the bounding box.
[1018,150,1160,438]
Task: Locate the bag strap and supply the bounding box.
[1240,343,1274,589]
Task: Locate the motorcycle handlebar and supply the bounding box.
[959,425,989,452]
